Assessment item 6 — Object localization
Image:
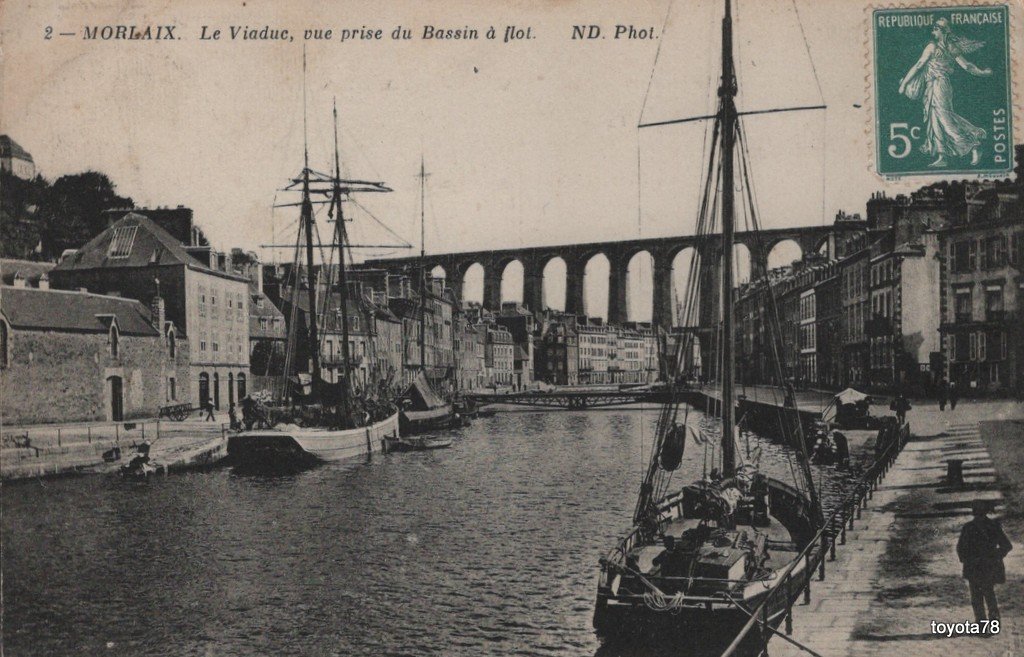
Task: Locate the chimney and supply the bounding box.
[151,295,166,333]
[38,273,50,290]
[12,272,26,288]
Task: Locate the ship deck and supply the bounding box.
[632,516,799,575]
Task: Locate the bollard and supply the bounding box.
[840,525,847,545]
[804,554,812,603]
[88,426,92,444]
[57,428,61,447]
[946,459,964,487]
[848,504,856,529]
[829,531,837,561]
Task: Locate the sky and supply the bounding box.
[3,0,1020,320]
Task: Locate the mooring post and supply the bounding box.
[57,428,61,448]
[840,524,847,545]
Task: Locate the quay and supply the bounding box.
[1,417,229,481]
[731,399,1023,657]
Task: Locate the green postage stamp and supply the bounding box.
[872,5,1013,177]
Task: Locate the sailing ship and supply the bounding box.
[228,95,401,467]
[593,0,822,640]
[395,158,461,437]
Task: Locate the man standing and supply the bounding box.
[950,381,959,410]
[957,500,1012,623]
[890,392,911,425]
[937,378,948,411]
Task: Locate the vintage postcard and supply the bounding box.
[1,1,1022,656]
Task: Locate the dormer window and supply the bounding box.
[107,225,139,259]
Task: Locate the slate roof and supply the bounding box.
[0,259,55,287]
[0,286,159,336]
[0,135,33,162]
[53,212,204,271]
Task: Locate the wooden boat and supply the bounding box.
[229,412,399,466]
[230,87,404,470]
[381,433,453,453]
[593,0,822,640]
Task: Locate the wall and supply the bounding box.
[0,329,189,425]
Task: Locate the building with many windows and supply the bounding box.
[939,182,1023,393]
[50,212,250,411]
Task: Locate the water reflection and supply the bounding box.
[3,407,866,657]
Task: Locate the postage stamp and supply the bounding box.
[872,4,1013,177]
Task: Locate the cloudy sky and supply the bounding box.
[3,0,1019,319]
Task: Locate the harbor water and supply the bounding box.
[3,407,868,657]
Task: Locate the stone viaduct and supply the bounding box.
[362,223,865,330]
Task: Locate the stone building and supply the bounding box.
[534,316,579,386]
[1,283,188,424]
[50,212,250,411]
[939,181,1023,394]
[0,135,35,179]
[577,318,610,384]
[485,325,514,387]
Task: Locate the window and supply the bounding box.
[969,332,977,360]
[107,225,138,258]
[237,373,246,400]
[199,285,207,318]
[981,236,1007,270]
[109,324,120,358]
[200,333,207,352]
[212,335,219,352]
[236,293,244,321]
[990,362,1000,385]
[167,328,176,358]
[953,240,977,274]
[168,377,176,401]
[984,285,1004,318]
[954,289,972,320]
[978,331,986,361]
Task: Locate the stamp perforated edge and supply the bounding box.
[863,0,1020,185]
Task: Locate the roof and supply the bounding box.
[0,259,55,287]
[248,285,285,319]
[54,212,201,271]
[0,135,33,162]
[52,212,248,282]
[0,286,159,336]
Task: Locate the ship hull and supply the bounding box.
[227,413,399,467]
[594,477,816,640]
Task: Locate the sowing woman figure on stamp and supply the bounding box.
[898,17,993,167]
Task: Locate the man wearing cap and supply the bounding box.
[956,500,1012,623]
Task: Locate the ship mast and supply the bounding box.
[332,98,354,420]
[301,50,323,400]
[418,157,428,372]
[719,0,738,477]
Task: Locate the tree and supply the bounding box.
[0,170,48,259]
[35,171,133,258]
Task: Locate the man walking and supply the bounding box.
[204,400,216,422]
[957,500,1012,624]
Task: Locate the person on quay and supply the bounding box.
[937,377,949,411]
[957,499,1012,624]
[204,400,216,422]
[949,381,960,410]
[228,403,239,431]
[890,392,911,425]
